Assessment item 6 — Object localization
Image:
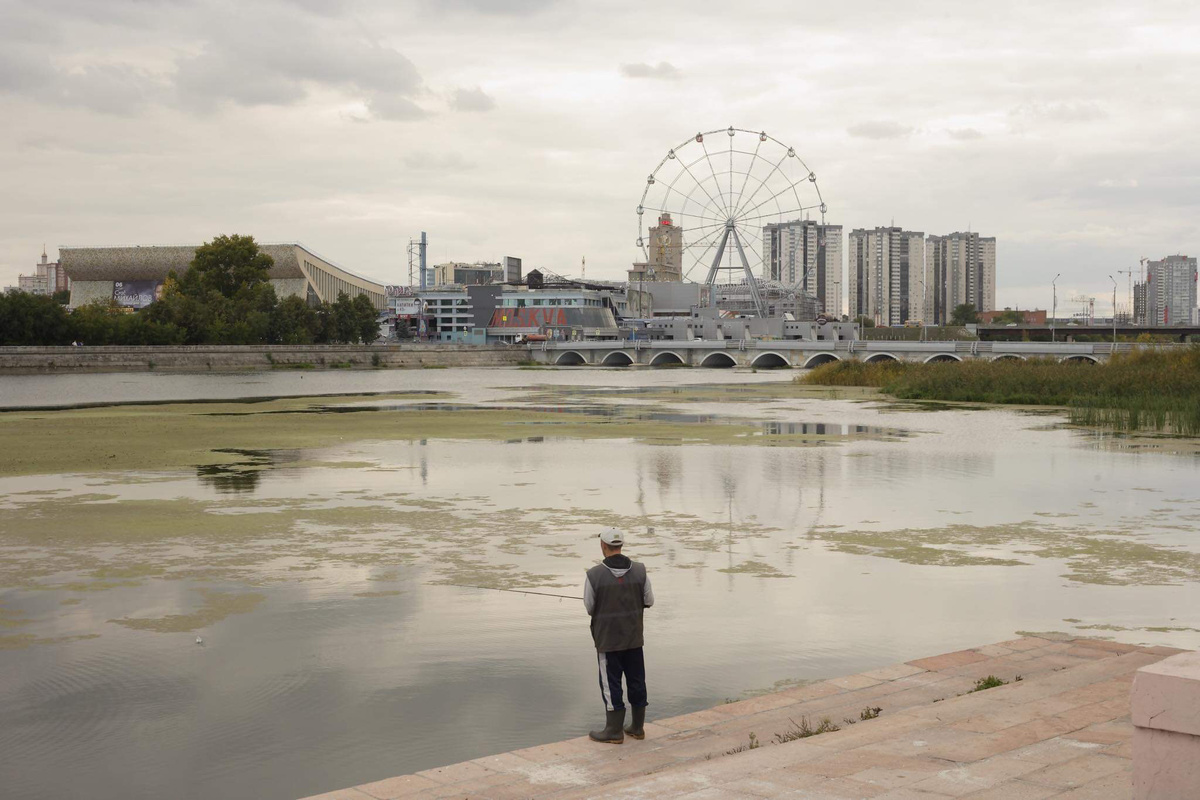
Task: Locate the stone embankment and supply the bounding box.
[0,344,528,374]
[302,635,1187,800]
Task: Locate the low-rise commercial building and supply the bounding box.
[646,306,856,342]
[979,309,1046,325]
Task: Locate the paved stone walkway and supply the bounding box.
[302,636,1187,799]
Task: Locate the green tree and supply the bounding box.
[52,289,71,305]
[854,315,876,329]
[0,291,72,345]
[993,309,1024,325]
[329,292,359,343]
[351,294,380,343]
[182,234,274,299]
[270,295,321,344]
[142,280,218,344]
[951,303,980,325]
[69,300,125,345]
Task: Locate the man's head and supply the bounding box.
[599,526,625,557]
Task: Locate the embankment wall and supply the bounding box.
[0,345,528,374]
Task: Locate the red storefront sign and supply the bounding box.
[488,308,569,328]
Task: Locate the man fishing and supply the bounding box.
[583,527,654,744]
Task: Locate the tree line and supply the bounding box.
[0,235,381,346]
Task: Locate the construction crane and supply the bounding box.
[1070,294,1095,325]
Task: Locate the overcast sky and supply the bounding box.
[1,0,1197,313]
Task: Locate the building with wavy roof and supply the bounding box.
[59,243,387,310]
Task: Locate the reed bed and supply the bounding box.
[799,346,1200,435]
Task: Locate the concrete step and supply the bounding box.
[301,636,1186,800]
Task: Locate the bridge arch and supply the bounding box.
[601,350,634,367]
[864,353,900,364]
[699,351,738,368]
[649,351,686,367]
[750,352,791,369]
[991,354,1025,362]
[801,353,841,369]
[554,350,588,366]
[924,353,962,364]
[1060,354,1099,364]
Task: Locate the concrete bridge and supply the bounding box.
[526,339,1161,368]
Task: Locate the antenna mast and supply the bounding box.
[407,238,415,288]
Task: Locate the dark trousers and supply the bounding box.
[597,647,647,712]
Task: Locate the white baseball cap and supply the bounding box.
[599,527,625,546]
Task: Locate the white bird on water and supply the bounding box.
[195,636,203,645]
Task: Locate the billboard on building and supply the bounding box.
[505,256,523,284]
[392,298,422,317]
[488,308,569,328]
[113,281,162,309]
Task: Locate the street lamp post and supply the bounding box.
[1109,275,1117,346]
[1051,273,1061,343]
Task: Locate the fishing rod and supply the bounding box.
[442,584,583,601]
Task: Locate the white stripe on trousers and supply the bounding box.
[598,651,615,711]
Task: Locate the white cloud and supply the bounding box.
[947,128,984,141]
[1010,101,1107,123]
[846,120,914,140]
[620,62,681,80]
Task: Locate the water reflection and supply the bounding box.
[3,372,1200,800]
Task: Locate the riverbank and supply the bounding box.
[301,634,1179,799]
[801,347,1200,435]
[0,343,528,374]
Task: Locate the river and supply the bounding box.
[1,367,1198,799]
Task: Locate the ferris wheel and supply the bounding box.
[636,127,826,316]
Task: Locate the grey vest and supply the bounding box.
[587,560,647,652]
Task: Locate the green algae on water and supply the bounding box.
[717,560,792,578]
[807,521,1200,586]
[109,588,266,633]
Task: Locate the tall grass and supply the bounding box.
[800,347,1200,435]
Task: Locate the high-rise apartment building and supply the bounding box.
[925,232,996,325]
[15,248,67,296]
[1133,281,1148,325]
[847,227,924,325]
[762,220,843,316]
[1138,255,1198,326]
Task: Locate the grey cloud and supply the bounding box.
[367,93,428,121]
[429,0,559,15]
[847,120,914,140]
[450,86,496,112]
[948,128,984,141]
[173,15,425,116]
[0,47,163,114]
[620,62,681,80]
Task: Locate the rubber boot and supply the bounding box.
[589,709,626,744]
[624,706,646,740]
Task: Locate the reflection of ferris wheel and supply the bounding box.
[637,127,826,316]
